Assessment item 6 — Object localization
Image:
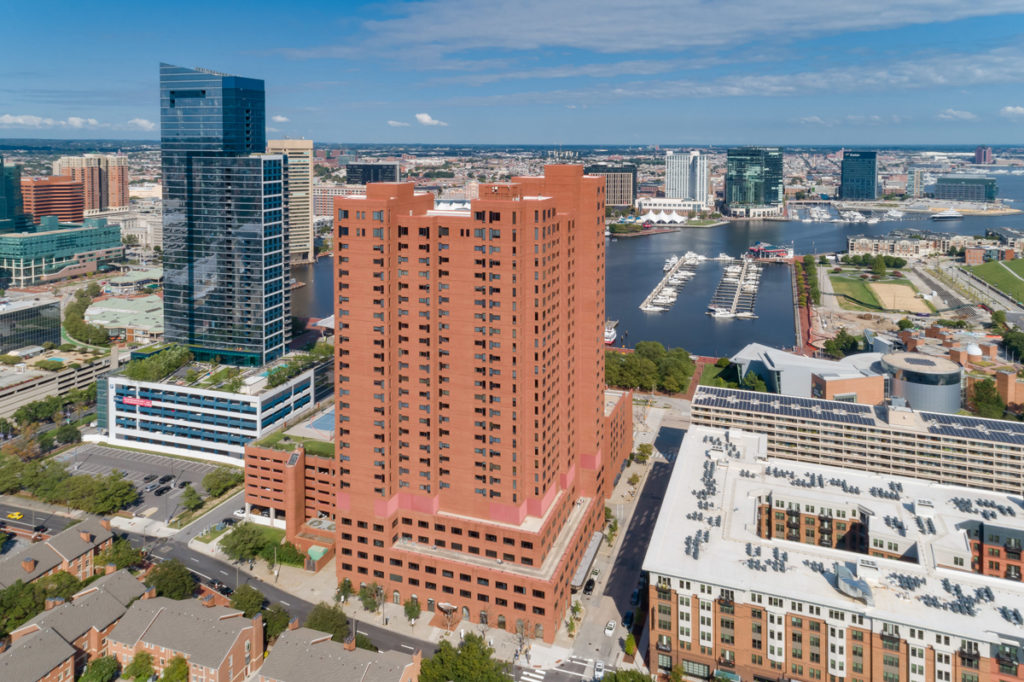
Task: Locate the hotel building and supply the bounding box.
[644,424,1024,682]
[583,164,637,207]
[665,151,709,207]
[52,154,130,213]
[291,165,632,641]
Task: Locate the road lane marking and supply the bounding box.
[280,600,290,606]
[189,557,199,562]
[219,570,228,575]
[400,644,413,650]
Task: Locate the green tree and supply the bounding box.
[872,255,888,276]
[160,656,188,682]
[0,572,83,637]
[263,604,291,642]
[180,484,203,511]
[36,431,55,453]
[971,378,1006,419]
[145,559,195,599]
[97,537,144,570]
[818,255,829,265]
[624,632,637,655]
[220,523,267,561]
[404,597,421,622]
[53,424,81,444]
[670,664,685,682]
[304,601,350,642]
[634,442,653,463]
[334,577,354,603]
[992,310,1007,328]
[627,473,640,487]
[79,655,120,682]
[358,582,381,612]
[897,318,915,331]
[741,371,768,392]
[420,633,512,682]
[202,467,244,497]
[123,651,154,682]
[823,328,861,359]
[230,584,266,617]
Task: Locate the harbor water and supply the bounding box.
[293,173,1024,357]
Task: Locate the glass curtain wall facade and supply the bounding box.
[160,64,289,366]
[0,300,60,353]
[0,155,31,233]
[840,151,878,200]
[725,147,783,207]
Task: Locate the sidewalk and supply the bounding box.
[110,514,178,539]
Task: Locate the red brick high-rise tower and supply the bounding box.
[328,165,630,640]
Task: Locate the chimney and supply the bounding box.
[44,597,64,611]
[287,618,301,631]
[343,635,357,651]
[21,558,36,573]
[105,563,117,575]
[79,530,93,543]
[142,586,157,600]
[99,519,111,532]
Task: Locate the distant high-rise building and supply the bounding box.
[20,176,84,223]
[345,162,399,185]
[52,154,130,213]
[267,139,315,264]
[839,151,878,200]
[725,147,783,216]
[906,168,925,198]
[0,155,31,232]
[160,63,289,367]
[974,145,994,165]
[583,163,637,206]
[935,175,998,202]
[664,151,708,206]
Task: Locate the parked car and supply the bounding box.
[142,474,158,483]
[144,483,159,493]
[622,611,634,631]
[158,474,174,485]
[594,661,605,680]
[604,620,616,637]
[177,480,189,489]
[153,486,171,497]
[233,508,246,518]
[583,578,596,596]
[630,588,640,606]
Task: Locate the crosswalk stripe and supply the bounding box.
[520,671,546,682]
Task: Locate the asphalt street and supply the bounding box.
[0,500,76,535]
[124,530,437,656]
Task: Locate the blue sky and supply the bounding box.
[2,0,1024,144]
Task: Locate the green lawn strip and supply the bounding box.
[195,525,231,544]
[168,484,244,529]
[970,262,1024,304]
[255,431,333,458]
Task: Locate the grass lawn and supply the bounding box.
[256,430,334,458]
[699,363,740,387]
[829,275,883,311]
[971,261,1024,304]
[169,483,244,529]
[255,525,285,545]
[195,525,231,544]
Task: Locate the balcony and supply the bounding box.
[786,508,801,517]
[656,641,673,652]
[1005,538,1022,560]
[880,632,900,646]
[786,518,801,530]
[817,536,833,547]
[958,648,980,667]
[1006,567,1022,582]
[717,657,736,669]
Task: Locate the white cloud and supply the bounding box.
[1000,105,1024,118]
[355,0,1023,55]
[387,120,411,127]
[271,115,290,123]
[67,117,99,128]
[799,115,828,125]
[0,114,61,127]
[937,108,977,120]
[415,113,448,126]
[126,118,156,131]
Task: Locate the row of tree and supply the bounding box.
[219,522,304,567]
[64,284,110,346]
[0,454,138,513]
[265,341,333,388]
[605,342,695,393]
[840,254,907,269]
[11,383,95,428]
[122,344,193,382]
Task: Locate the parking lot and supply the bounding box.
[57,444,223,521]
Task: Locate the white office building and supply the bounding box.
[665,150,709,206]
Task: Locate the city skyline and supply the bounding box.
[0,1,1023,144]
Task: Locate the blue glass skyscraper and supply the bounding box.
[160,64,289,366]
[840,151,878,200]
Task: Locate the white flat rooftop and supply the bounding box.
[643,425,1024,641]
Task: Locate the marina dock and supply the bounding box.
[638,252,704,312]
[707,259,762,319]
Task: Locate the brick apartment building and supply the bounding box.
[245,165,633,642]
[4,569,149,678]
[644,425,1024,682]
[52,154,130,214]
[107,598,263,682]
[0,518,114,589]
[20,176,85,224]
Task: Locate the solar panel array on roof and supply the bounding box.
[922,411,1024,445]
[693,387,876,426]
